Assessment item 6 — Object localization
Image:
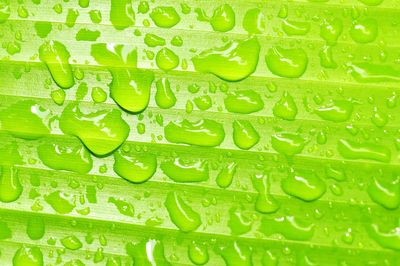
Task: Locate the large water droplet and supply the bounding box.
[232,120,259,150]
[367,176,399,209]
[216,162,237,188]
[337,139,391,162]
[273,91,297,121]
[350,18,378,44]
[126,238,169,265]
[315,100,353,122]
[150,6,180,28]
[110,0,135,30]
[367,223,400,250]
[243,8,264,34]
[0,167,22,202]
[38,140,93,174]
[161,158,209,182]
[165,192,201,232]
[271,132,305,156]
[13,246,43,266]
[282,20,310,36]
[210,4,235,32]
[260,215,315,241]
[265,46,308,78]
[224,90,264,114]
[188,241,209,265]
[0,101,50,140]
[281,171,326,201]
[192,37,260,82]
[113,149,157,183]
[155,78,176,109]
[164,119,225,147]
[252,174,279,213]
[59,103,130,156]
[39,41,75,89]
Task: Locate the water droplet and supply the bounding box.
[271,132,305,156]
[39,41,75,89]
[91,43,155,113]
[337,139,391,162]
[89,9,102,24]
[50,89,66,106]
[59,103,130,156]
[243,8,264,34]
[110,0,135,30]
[0,167,22,202]
[164,119,225,147]
[0,101,50,140]
[108,197,134,217]
[319,46,337,69]
[341,228,354,244]
[155,78,176,109]
[315,100,353,122]
[150,6,180,28]
[113,149,157,183]
[210,4,235,32]
[216,162,237,188]
[144,33,166,47]
[367,176,399,209]
[188,241,209,265]
[0,221,11,239]
[265,46,308,78]
[126,238,169,265]
[34,21,52,38]
[156,47,179,71]
[13,246,43,266]
[161,158,209,182]
[260,215,315,241]
[262,250,278,266]
[232,120,259,150]
[66,8,79,28]
[192,37,260,82]
[224,90,264,114]
[0,1,10,23]
[44,190,75,214]
[367,223,400,250]
[61,235,82,250]
[78,0,89,8]
[281,171,326,201]
[91,87,107,103]
[38,140,93,174]
[228,207,253,235]
[282,20,310,36]
[371,107,388,128]
[347,62,400,82]
[273,91,297,120]
[320,18,343,45]
[165,191,201,232]
[27,217,45,240]
[218,241,252,266]
[350,18,378,44]
[252,174,279,213]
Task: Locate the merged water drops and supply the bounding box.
[59,103,130,156]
